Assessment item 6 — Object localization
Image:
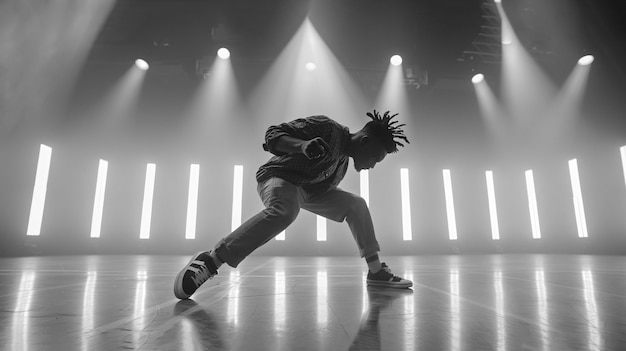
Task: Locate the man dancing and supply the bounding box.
[174,110,412,299]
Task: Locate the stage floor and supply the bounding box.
[0,254,624,350]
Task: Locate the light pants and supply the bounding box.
[214,177,381,267]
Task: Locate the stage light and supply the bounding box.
[139,163,156,239]
[471,73,485,84]
[442,169,458,240]
[90,159,108,238]
[390,55,403,66]
[485,171,500,240]
[27,144,52,236]
[360,170,369,206]
[620,146,626,188]
[135,59,149,71]
[217,48,230,60]
[305,62,317,71]
[525,170,541,239]
[400,168,413,241]
[185,164,200,240]
[568,159,588,238]
[317,216,327,241]
[494,0,501,3]
[578,55,594,66]
[231,165,243,231]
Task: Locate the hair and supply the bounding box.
[363,110,409,153]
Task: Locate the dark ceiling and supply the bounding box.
[84,0,626,82]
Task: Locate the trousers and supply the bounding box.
[214,177,381,267]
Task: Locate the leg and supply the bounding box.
[302,188,412,289]
[215,177,303,268]
[301,188,380,258]
[174,177,303,299]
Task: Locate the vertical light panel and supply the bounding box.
[442,169,458,240]
[485,171,500,240]
[27,144,53,236]
[619,145,626,190]
[400,168,413,240]
[360,170,369,206]
[90,159,108,238]
[568,159,588,238]
[525,170,541,239]
[185,164,200,239]
[317,216,327,241]
[139,163,156,239]
[231,165,243,231]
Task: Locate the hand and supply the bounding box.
[302,137,330,159]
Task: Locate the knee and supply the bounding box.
[347,195,369,215]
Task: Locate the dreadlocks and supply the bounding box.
[363,110,409,153]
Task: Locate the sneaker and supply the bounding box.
[366,262,413,289]
[174,251,218,299]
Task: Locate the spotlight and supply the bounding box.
[390,55,403,66]
[471,73,484,84]
[217,47,230,59]
[135,59,149,71]
[305,62,317,71]
[578,54,594,66]
[494,0,501,3]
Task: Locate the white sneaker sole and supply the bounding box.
[366,279,413,289]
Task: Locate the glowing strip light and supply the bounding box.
[139,163,156,239]
[568,159,588,238]
[185,164,200,239]
[485,171,500,240]
[231,165,243,231]
[317,216,327,241]
[360,170,369,206]
[620,146,626,189]
[90,159,108,238]
[443,169,458,240]
[400,168,413,240]
[27,144,52,236]
[525,170,541,239]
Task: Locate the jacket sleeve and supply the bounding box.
[262,116,332,156]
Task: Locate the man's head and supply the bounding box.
[348,110,409,171]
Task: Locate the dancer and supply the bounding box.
[174,110,412,299]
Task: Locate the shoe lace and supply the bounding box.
[191,263,212,287]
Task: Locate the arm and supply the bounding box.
[274,135,330,160]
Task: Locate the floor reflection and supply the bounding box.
[174,300,226,350]
[349,286,413,351]
[12,271,35,351]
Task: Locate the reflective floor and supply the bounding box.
[1,254,625,351]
